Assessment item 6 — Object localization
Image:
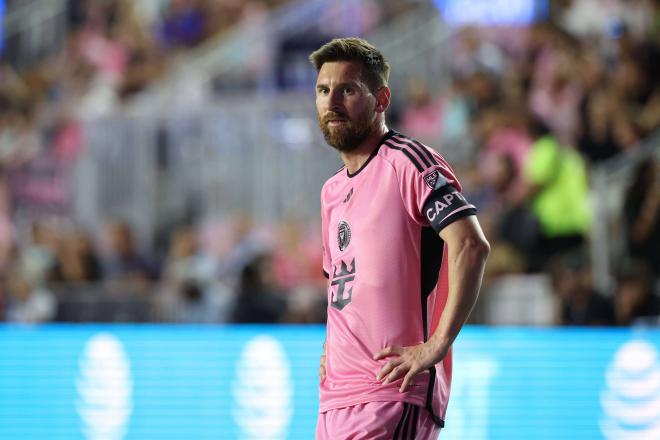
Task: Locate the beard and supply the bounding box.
[318,109,374,152]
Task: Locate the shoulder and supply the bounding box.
[378,131,457,182]
[321,165,346,196]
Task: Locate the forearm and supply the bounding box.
[427,235,489,359]
[373,220,490,391]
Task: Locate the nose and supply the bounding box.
[328,88,345,113]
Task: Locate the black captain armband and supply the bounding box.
[422,184,477,234]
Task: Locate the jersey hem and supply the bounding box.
[319,394,427,414]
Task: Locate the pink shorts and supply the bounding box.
[316,401,441,439]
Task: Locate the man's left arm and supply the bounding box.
[374,215,490,392]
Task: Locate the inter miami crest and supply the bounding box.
[337,221,351,251]
[424,169,448,190]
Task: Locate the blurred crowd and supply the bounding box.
[0,0,392,326]
[1,0,659,326]
[0,214,327,324]
[0,0,293,168]
[0,0,325,324]
[393,0,660,326]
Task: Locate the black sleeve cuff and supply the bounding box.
[422,184,477,234]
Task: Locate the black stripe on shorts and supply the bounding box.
[410,405,420,439]
[393,403,410,440]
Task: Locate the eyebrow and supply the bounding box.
[316,81,360,90]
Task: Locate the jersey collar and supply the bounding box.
[346,130,395,178]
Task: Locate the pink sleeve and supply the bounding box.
[398,152,462,226]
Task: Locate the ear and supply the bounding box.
[374,86,391,114]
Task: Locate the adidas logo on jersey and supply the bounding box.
[343,188,354,203]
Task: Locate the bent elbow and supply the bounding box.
[480,237,491,258]
[465,236,490,261]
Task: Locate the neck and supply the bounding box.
[340,122,389,174]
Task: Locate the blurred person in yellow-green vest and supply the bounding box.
[518,118,591,271]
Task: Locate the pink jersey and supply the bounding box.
[319,130,476,426]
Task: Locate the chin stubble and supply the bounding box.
[318,112,373,152]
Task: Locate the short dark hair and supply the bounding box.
[309,37,390,92]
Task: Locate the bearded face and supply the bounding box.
[314,61,379,152]
[317,106,374,152]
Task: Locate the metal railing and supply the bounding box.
[2,0,68,71]
[51,281,157,323]
[75,94,341,248]
[130,0,449,113]
[590,129,660,294]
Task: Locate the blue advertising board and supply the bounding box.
[433,0,547,26]
[0,325,658,439]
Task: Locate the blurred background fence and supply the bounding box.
[76,95,340,249]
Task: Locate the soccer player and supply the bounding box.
[311,38,490,439]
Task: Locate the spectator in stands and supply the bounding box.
[0,275,5,320]
[158,0,208,50]
[53,228,103,282]
[19,222,59,285]
[614,260,660,326]
[158,224,231,323]
[450,27,507,78]
[478,153,528,276]
[170,278,229,323]
[0,167,13,273]
[478,102,532,184]
[623,158,660,276]
[280,285,327,324]
[163,225,203,281]
[218,213,266,289]
[319,0,381,38]
[4,267,56,324]
[577,85,623,163]
[76,0,130,84]
[117,40,165,100]
[102,220,157,284]
[399,78,443,147]
[529,47,582,147]
[550,251,614,326]
[638,86,660,135]
[465,70,500,113]
[0,95,41,164]
[271,219,327,323]
[519,119,591,271]
[271,219,323,292]
[574,47,617,163]
[436,76,475,168]
[560,0,656,40]
[231,253,287,323]
[472,100,533,261]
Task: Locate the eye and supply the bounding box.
[343,87,355,95]
[317,87,329,95]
